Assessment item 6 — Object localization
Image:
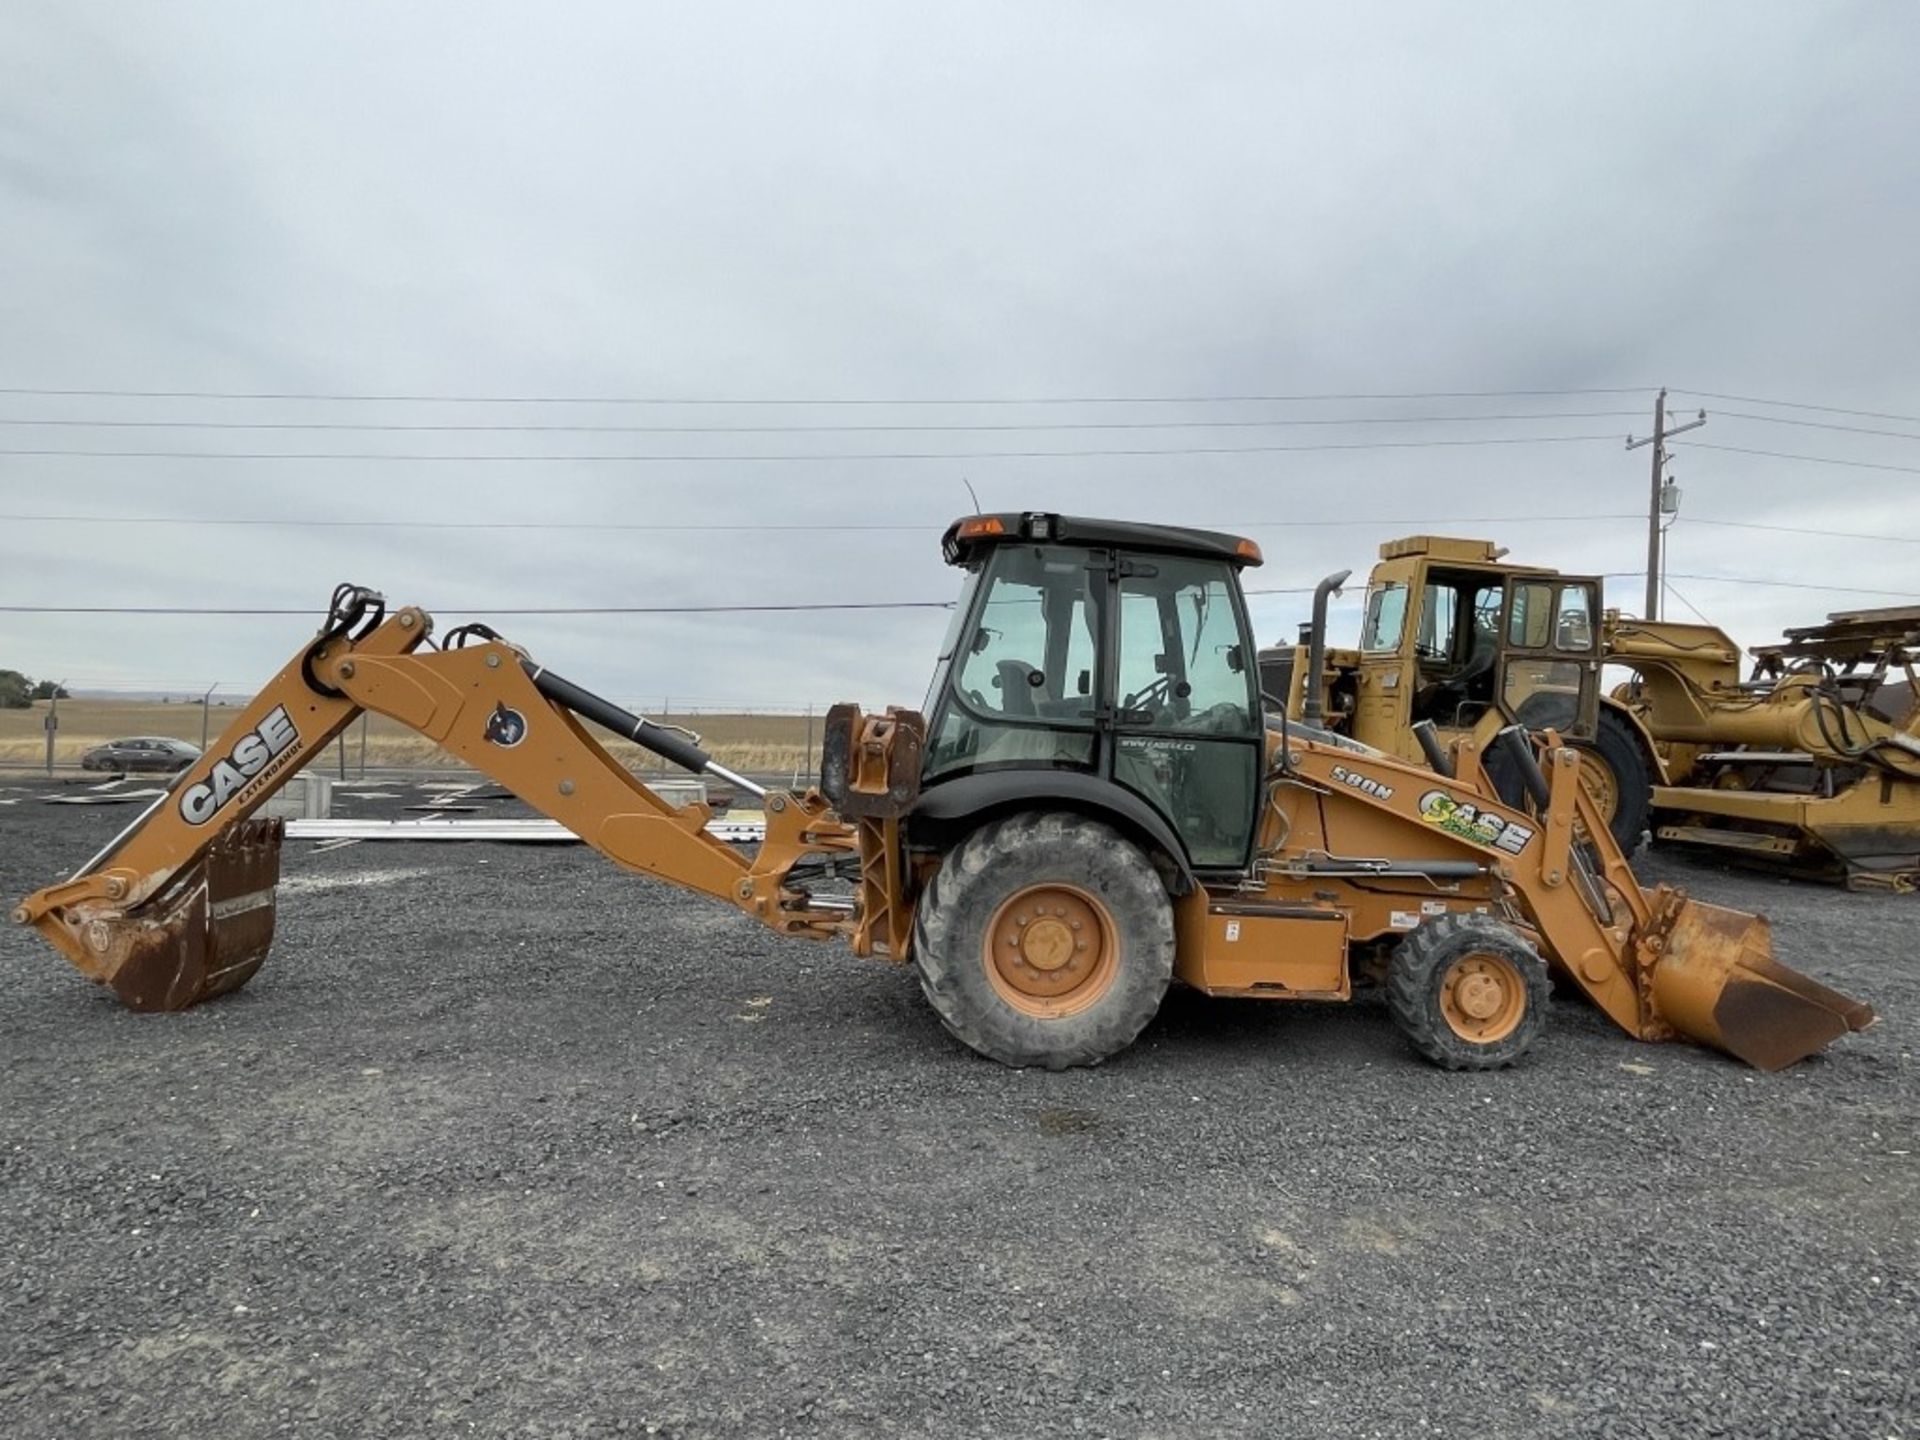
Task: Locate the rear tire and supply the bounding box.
[1574,708,1652,856]
[1386,914,1549,1070]
[911,812,1174,1069]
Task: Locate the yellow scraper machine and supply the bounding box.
[15,515,1874,1072]
[1262,535,1920,889]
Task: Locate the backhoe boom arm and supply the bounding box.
[14,590,875,1009]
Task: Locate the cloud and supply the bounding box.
[2,1,1916,713]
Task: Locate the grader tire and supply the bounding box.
[1574,708,1653,857]
[1386,914,1550,1071]
[911,811,1174,1070]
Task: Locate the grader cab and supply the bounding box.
[15,514,1873,1072]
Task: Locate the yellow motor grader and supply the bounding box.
[14,515,1872,1072]
[1262,536,1920,890]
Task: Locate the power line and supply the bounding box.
[0,510,1643,534]
[1672,441,1920,476]
[1658,571,1920,599]
[0,409,1642,435]
[1662,581,1715,626]
[1682,516,1920,545]
[1718,410,1920,443]
[11,567,1911,618]
[32,510,1917,550]
[1672,390,1920,426]
[0,433,1627,463]
[0,600,961,617]
[0,384,1657,406]
[0,513,926,533]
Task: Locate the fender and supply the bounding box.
[911,769,1198,895]
[1598,693,1668,786]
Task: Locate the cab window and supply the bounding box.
[1362,583,1408,652]
[1508,581,1556,649]
[951,546,1098,724]
[925,546,1100,778]
[1114,558,1255,734]
[1555,584,1594,651]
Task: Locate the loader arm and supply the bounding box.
[1282,727,1874,1069]
[14,587,909,1011]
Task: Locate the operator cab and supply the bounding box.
[1362,537,1604,736]
[1363,567,1507,727]
[921,513,1266,871]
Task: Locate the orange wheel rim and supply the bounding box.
[1576,749,1619,823]
[983,883,1120,1018]
[1439,952,1527,1043]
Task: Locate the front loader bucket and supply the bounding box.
[71,818,285,1012]
[1647,897,1875,1071]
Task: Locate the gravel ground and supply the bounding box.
[1,780,1915,1439]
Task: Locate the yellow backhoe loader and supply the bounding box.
[14,516,1873,1072]
[1261,535,1920,889]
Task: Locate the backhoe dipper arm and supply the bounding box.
[15,591,424,929]
[15,590,861,1011]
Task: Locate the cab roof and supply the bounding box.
[941,512,1262,568]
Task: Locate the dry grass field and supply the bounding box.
[0,698,817,776]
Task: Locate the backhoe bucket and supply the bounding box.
[91,818,285,1012]
[1646,897,1875,1070]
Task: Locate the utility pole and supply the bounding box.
[44,681,66,777]
[200,682,219,752]
[1626,388,1705,620]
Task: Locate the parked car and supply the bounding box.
[79,737,203,774]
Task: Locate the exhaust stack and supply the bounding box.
[1301,569,1352,728]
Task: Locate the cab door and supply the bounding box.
[1353,574,1418,745]
[1496,575,1603,738]
[1108,553,1263,871]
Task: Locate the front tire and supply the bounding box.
[911,812,1174,1069]
[1386,914,1550,1070]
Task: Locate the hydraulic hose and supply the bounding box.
[1495,725,1553,809]
[1412,720,1454,778]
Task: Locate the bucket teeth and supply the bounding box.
[105,818,286,1012]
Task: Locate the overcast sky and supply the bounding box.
[3,2,1917,712]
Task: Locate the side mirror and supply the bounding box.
[1077,669,1090,695]
[1225,644,1244,674]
